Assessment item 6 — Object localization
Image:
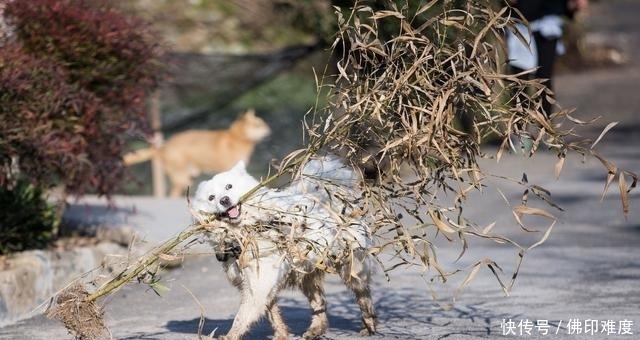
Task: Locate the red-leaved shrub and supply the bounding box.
[0,0,165,195]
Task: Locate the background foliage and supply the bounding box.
[0,0,164,253]
[0,181,57,255]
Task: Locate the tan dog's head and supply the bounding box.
[234,109,271,142]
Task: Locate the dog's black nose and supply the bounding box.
[219,196,231,207]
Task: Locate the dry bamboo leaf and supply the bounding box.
[157,252,183,263]
[618,172,630,218]
[336,61,349,82]
[470,6,509,59]
[454,262,482,298]
[356,6,373,13]
[530,109,555,133]
[512,205,555,232]
[371,10,405,20]
[428,257,449,282]
[554,154,565,179]
[428,209,456,234]
[416,0,439,15]
[485,261,510,296]
[623,170,638,192]
[455,234,469,262]
[464,230,517,246]
[521,188,529,206]
[439,19,467,30]
[591,121,618,149]
[565,112,599,125]
[511,210,528,231]
[529,185,564,211]
[528,221,555,250]
[513,205,556,220]
[495,187,512,207]
[482,222,497,235]
[507,250,526,292]
[496,137,508,162]
[591,150,617,200]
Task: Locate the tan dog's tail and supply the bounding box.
[123,148,157,165]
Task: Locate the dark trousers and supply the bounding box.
[512,32,559,116]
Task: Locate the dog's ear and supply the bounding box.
[242,108,255,118]
[193,180,208,197]
[230,160,247,173]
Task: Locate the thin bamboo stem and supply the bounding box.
[84,224,207,303]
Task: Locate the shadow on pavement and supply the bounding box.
[162,289,523,338]
[164,305,360,338]
[119,331,172,340]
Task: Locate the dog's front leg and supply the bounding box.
[300,271,328,339]
[222,256,290,340]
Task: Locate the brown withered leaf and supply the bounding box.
[591,150,618,200]
[591,121,619,149]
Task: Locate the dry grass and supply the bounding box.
[46,283,107,340]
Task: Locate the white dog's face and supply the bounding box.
[192,161,259,222]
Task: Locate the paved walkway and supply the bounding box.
[1,1,639,339]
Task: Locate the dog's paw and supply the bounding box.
[302,326,327,340]
[214,239,242,261]
[358,315,377,336]
[359,327,376,336]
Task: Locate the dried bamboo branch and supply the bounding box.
[84,224,207,303]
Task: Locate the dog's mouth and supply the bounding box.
[222,204,242,220]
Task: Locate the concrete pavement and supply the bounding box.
[1,145,638,340]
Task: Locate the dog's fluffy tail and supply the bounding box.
[294,155,360,193]
[122,147,157,166]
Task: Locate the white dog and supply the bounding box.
[191,156,377,340]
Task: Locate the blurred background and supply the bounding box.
[0,0,634,251]
[120,0,338,195]
[119,0,629,195]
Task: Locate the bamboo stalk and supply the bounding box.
[84,224,207,303]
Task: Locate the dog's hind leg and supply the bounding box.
[165,169,190,198]
[266,300,289,340]
[300,271,328,339]
[222,256,290,340]
[340,249,377,336]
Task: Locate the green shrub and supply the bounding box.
[0,181,57,255]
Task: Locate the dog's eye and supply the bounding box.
[225,184,233,190]
[208,195,215,201]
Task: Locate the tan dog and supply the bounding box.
[124,109,270,197]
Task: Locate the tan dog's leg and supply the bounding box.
[300,271,328,339]
[164,168,190,197]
